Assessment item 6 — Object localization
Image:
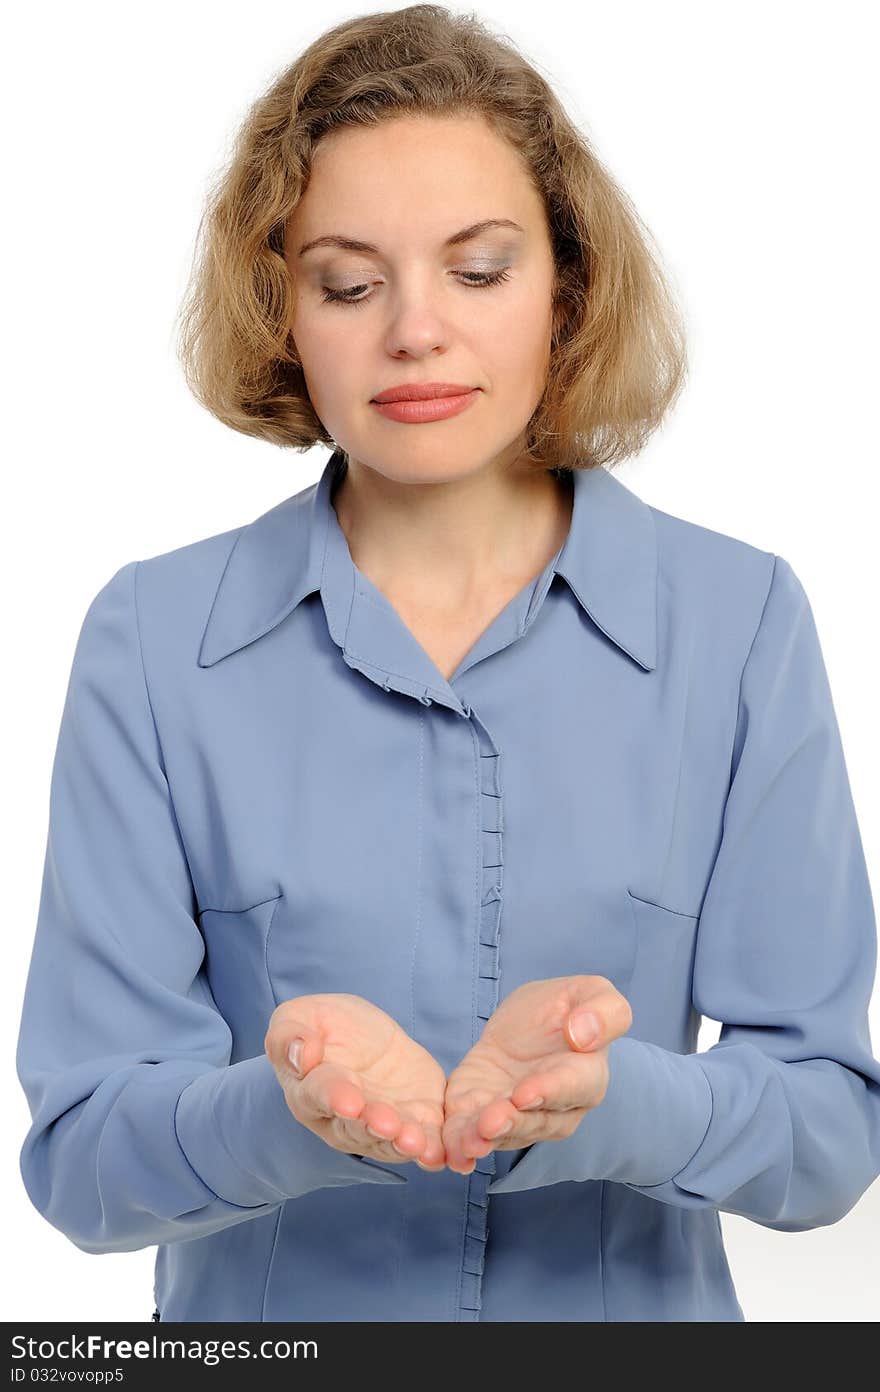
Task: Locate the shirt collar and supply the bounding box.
[198,447,657,680]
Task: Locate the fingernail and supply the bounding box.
[490,1120,514,1138]
[287,1038,304,1075]
[569,1010,600,1048]
[519,1096,544,1110]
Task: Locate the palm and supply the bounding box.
[442,978,610,1172]
[271,978,621,1175]
[271,993,448,1167]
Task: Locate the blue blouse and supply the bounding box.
[16,448,880,1322]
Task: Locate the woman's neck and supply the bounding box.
[331,453,573,613]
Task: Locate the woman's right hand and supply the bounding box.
[264,993,449,1172]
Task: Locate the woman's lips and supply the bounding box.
[370,389,480,423]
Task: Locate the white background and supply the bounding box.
[3,0,878,1322]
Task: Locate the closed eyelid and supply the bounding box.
[319,262,513,307]
[322,258,512,280]
[307,243,522,273]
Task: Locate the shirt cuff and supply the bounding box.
[486,1036,713,1195]
[174,1053,409,1206]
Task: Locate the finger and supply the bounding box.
[565,1009,602,1052]
[298,1063,366,1125]
[439,1114,475,1172]
[466,1098,592,1162]
[358,1100,404,1139]
[564,986,632,1052]
[453,1083,584,1162]
[358,1106,447,1168]
[509,1069,571,1111]
[359,1103,421,1154]
[343,1111,407,1162]
[443,1106,518,1169]
[474,1105,521,1151]
[350,1117,446,1170]
[265,1018,324,1084]
[510,1057,606,1114]
[414,1128,448,1170]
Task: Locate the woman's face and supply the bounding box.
[284,113,557,486]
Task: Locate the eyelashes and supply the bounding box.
[320,267,512,309]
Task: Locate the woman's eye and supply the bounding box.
[320,266,512,309]
[321,284,372,307]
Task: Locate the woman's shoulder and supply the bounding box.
[82,480,318,678]
[145,476,318,615]
[598,465,777,597]
[644,490,780,652]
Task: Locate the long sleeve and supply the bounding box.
[488,554,880,1230]
[16,561,406,1257]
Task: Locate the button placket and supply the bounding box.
[458,707,504,1320]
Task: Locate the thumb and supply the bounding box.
[281,1024,324,1080]
[565,1009,601,1052]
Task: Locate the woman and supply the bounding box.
[16,5,880,1323]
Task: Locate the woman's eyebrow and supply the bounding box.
[297,218,525,257]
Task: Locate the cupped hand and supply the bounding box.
[440,976,633,1174]
[264,993,448,1172]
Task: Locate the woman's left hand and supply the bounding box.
[441,975,633,1175]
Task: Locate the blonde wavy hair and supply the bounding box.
[176,4,687,472]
